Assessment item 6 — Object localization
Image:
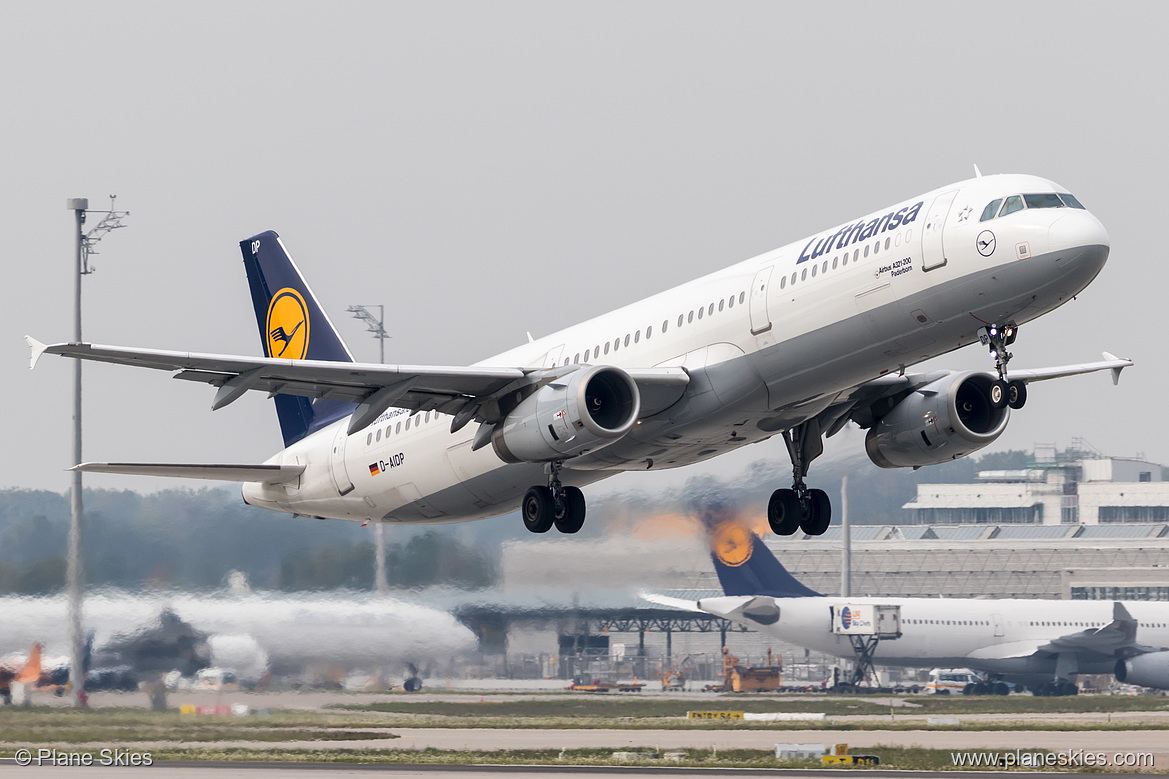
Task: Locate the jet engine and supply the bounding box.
[865,371,1009,469]
[1116,652,1169,690]
[491,365,640,463]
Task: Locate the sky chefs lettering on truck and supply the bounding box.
[798,201,924,264]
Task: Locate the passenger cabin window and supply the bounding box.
[1060,193,1086,209]
[980,199,1002,221]
[738,292,745,304]
[1023,193,1065,209]
[998,195,1024,217]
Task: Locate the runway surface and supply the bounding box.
[0,762,1154,778]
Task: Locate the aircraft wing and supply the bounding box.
[965,603,1156,663]
[26,338,689,435]
[1004,352,1132,386]
[818,352,1133,438]
[69,463,305,484]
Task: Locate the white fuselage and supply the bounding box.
[712,595,1169,684]
[243,173,1109,523]
[0,591,476,671]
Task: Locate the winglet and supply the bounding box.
[1102,352,1127,385]
[973,164,983,178]
[25,336,47,370]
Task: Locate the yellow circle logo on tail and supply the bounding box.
[265,288,310,359]
[711,522,754,568]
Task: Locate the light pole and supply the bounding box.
[347,305,390,594]
[64,196,128,706]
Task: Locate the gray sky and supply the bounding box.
[2,1,1164,494]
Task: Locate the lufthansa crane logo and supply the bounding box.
[711,522,754,568]
[266,288,310,359]
[977,230,996,257]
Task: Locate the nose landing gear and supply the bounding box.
[978,323,1028,410]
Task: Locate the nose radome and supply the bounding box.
[1048,211,1110,254]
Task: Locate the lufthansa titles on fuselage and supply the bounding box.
[798,201,924,265]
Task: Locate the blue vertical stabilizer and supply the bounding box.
[709,522,820,597]
[240,231,356,447]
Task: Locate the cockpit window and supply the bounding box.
[998,195,1023,217]
[1023,193,1065,209]
[1059,193,1086,209]
[980,199,1002,222]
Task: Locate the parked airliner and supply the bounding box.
[647,522,1169,696]
[28,172,1128,536]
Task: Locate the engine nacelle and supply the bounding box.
[865,371,1010,469]
[1116,652,1169,690]
[491,365,640,463]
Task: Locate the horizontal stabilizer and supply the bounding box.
[70,462,305,484]
[640,592,702,612]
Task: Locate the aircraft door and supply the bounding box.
[992,612,1004,638]
[749,266,774,338]
[542,345,564,368]
[921,190,958,271]
[329,425,355,496]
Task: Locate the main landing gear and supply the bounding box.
[768,421,831,537]
[522,461,586,534]
[978,323,1028,410]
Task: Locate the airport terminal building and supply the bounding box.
[903,446,1169,527]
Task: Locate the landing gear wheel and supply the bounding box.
[989,379,1009,409]
[1007,380,1028,410]
[768,489,802,536]
[800,489,832,535]
[994,682,1009,696]
[521,486,555,533]
[554,486,586,534]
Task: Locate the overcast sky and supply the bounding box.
[2,2,1164,496]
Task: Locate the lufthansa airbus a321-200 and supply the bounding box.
[28,172,1130,536]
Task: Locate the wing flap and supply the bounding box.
[71,462,305,484]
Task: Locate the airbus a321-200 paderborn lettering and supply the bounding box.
[28,172,1130,537]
